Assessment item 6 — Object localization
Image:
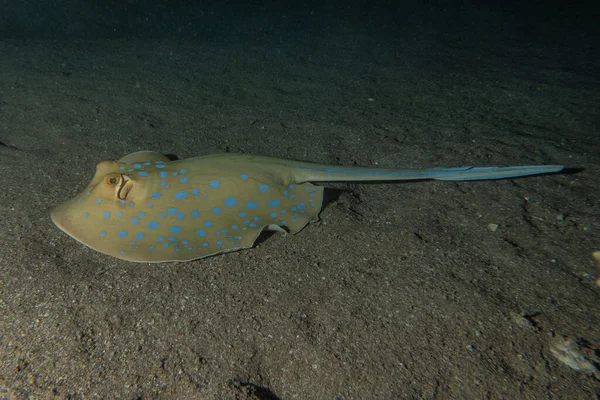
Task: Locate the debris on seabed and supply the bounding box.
[550,336,600,379]
[487,223,499,232]
[593,251,600,287]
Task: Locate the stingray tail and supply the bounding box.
[291,163,564,183]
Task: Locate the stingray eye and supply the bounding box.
[105,175,121,186]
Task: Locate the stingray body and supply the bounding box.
[51,151,563,263]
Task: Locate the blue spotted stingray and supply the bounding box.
[50,151,563,263]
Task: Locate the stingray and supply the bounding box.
[50,151,563,263]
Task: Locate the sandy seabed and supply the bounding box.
[0,13,598,400]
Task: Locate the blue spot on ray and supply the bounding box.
[148,221,159,230]
[175,191,188,200]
